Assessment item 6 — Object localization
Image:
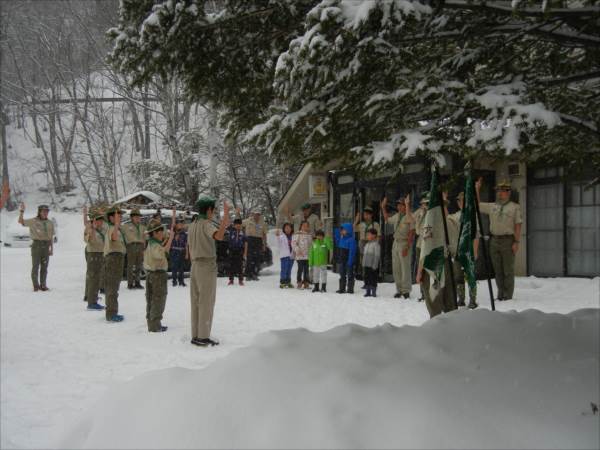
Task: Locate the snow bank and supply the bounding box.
[60,308,600,449]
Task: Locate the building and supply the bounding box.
[278,157,599,279]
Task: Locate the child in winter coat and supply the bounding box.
[276,223,295,288]
[308,230,333,293]
[292,221,312,289]
[226,219,247,286]
[362,228,381,297]
[335,223,357,294]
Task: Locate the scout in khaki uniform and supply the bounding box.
[476,179,523,301]
[188,196,230,347]
[122,208,147,289]
[18,203,54,291]
[448,192,479,309]
[285,203,324,235]
[103,205,127,322]
[381,196,415,298]
[412,193,429,302]
[242,211,266,281]
[143,210,176,332]
[83,206,106,310]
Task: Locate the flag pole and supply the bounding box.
[436,168,458,310]
[472,175,496,311]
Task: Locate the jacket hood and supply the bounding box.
[341,222,353,235]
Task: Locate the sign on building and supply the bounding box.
[309,174,327,200]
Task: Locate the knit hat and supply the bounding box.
[146,219,164,234]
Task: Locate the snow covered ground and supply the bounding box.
[1,211,599,449]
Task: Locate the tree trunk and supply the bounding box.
[0,101,14,210]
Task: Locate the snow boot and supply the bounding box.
[372,287,377,298]
[336,279,346,294]
[321,283,327,293]
[312,284,320,293]
[394,293,402,299]
[107,314,124,323]
[364,287,372,298]
[87,303,105,311]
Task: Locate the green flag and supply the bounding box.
[420,169,446,299]
[457,172,477,291]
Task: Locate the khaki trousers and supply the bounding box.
[190,257,217,339]
[85,251,104,306]
[31,240,50,288]
[104,252,124,319]
[490,236,515,299]
[146,271,167,331]
[392,240,412,295]
[126,243,144,286]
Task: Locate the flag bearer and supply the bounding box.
[475,179,522,301]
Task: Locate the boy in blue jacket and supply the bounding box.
[335,223,357,294]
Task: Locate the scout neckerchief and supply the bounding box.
[135,223,141,240]
[498,198,509,218]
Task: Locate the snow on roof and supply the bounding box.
[114,191,163,205]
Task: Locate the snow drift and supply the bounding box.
[59,308,599,449]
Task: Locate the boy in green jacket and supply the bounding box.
[308,230,333,293]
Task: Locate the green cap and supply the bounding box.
[301,203,311,210]
[196,195,216,210]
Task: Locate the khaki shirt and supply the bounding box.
[357,221,381,241]
[188,219,218,259]
[292,213,323,235]
[121,222,147,245]
[103,224,127,255]
[84,223,107,253]
[479,201,522,236]
[413,208,427,249]
[143,239,168,271]
[388,213,415,243]
[22,217,54,241]
[243,217,267,239]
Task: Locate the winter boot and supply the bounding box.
[372,287,377,298]
[312,283,320,293]
[347,279,355,294]
[180,281,187,287]
[321,283,327,293]
[364,287,372,297]
[336,279,346,294]
[135,282,143,289]
[87,303,105,311]
[239,278,245,286]
[107,314,124,323]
